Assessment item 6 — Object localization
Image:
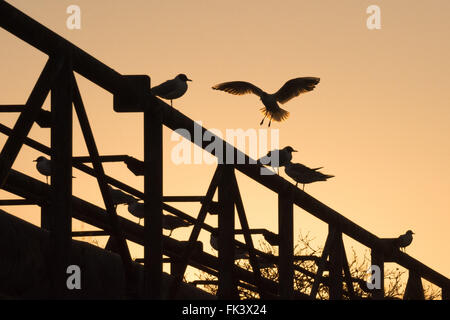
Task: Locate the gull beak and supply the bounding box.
[187,78,192,82]
[293,150,298,152]
[33,159,37,162]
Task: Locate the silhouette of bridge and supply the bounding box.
[0,1,448,299]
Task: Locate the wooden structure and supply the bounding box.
[0,1,449,299]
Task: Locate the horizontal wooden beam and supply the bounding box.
[73,155,129,163]
[71,230,109,237]
[0,105,24,112]
[0,199,36,205]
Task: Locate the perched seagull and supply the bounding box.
[33,156,51,184]
[284,161,334,191]
[392,230,414,252]
[258,146,297,174]
[210,233,248,260]
[200,199,221,215]
[124,156,145,176]
[33,156,75,184]
[151,74,192,107]
[127,200,192,234]
[127,200,145,224]
[262,230,279,246]
[108,186,137,208]
[212,77,320,127]
[162,214,192,236]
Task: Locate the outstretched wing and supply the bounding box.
[212,81,264,97]
[274,77,320,104]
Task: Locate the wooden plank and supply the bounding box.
[0,58,63,187]
[72,75,134,287]
[217,165,238,299]
[278,191,294,299]
[49,57,73,298]
[144,95,163,299]
[370,249,385,299]
[0,105,24,112]
[328,227,343,300]
[73,155,129,163]
[167,166,223,299]
[71,230,109,237]
[0,199,36,205]
[404,271,425,300]
[310,229,334,299]
[340,240,356,299]
[163,196,205,202]
[232,171,269,299]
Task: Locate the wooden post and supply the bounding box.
[371,249,385,299]
[232,173,268,299]
[404,271,425,300]
[218,165,238,299]
[328,227,343,300]
[278,191,294,299]
[144,96,163,299]
[49,57,73,298]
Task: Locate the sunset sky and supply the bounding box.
[1,0,449,285]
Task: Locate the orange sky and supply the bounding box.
[1,0,449,283]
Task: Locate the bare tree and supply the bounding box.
[196,231,441,300]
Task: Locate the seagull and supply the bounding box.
[200,199,221,215]
[163,214,192,236]
[284,161,334,191]
[33,156,51,184]
[108,186,137,208]
[127,200,145,224]
[124,156,145,176]
[210,233,248,260]
[258,146,297,174]
[212,77,320,127]
[262,230,279,246]
[33,156,75,184]
[395,230,414,252]
[127,200,192,234]
[151,74,192,107]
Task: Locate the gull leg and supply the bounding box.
[169,230,173,237]
[268,118,272,127]
[260,115,266,126]
[302,184,305,191]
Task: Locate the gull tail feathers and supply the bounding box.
[260,107,290,122]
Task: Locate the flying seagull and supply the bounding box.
[258,146,297,174]
[284,161,334,190]
[212,77,320,126]
[33,156,75,184]
[151,74,192,107]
